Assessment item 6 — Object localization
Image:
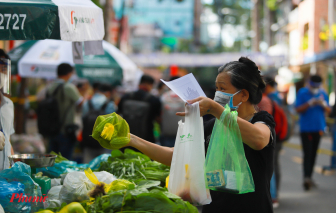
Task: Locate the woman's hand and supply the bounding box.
[176,96,224,119]
[122,133,137,148]
[123,133,174,166]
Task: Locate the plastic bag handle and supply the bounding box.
[84,168,100,185]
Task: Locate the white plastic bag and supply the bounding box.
[168,102,212,205]
[46,186,62,208]
[94,171,117,184]
[59,172,94,204]
[50,178,61,188]
[59,171,116,204]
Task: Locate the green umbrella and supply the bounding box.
[8,40,140,86]
[0,0,104,41]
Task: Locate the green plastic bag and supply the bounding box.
[92,112,130,150]
[204,105,255,194]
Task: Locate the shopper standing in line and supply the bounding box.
[295,75,331,190]
[46,63,84,159]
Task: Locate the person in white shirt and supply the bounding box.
[0,49,15,171]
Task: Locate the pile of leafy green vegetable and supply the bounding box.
[98,149,170,184]
[43,180,198,213]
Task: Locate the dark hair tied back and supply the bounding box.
[218,57,266,105]
[258,81,266,90]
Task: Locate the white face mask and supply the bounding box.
[0,73,6,90]
[0,59,10,95]
[214,90,242,110]
[310,88,319,95]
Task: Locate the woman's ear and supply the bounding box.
[241,89,249,102]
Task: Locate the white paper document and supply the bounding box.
[160,73,206,102]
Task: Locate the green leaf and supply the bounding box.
[136,180,161,189]
[111,150,123,158]
[127,188,149,196]
[162,191,181,200]
[51,151,68,163]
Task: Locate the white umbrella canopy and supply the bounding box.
[0,0,104,41]
[8,40,139,86]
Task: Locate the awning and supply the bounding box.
[303,49,336,64]
[0,0,104,41]
[127,52,286,67]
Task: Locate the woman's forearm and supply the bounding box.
[209,101,270,150]
[237,118,270,150]
[130,134,174,166]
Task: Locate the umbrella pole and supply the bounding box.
[104,0,113,41]
[15,78,27,134]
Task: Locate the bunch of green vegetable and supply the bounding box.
[98,149,170,184]
[84,180,198,213]
[42,180,197,213]
[92,113,130,150]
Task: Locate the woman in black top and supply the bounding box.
[127,57,275,213]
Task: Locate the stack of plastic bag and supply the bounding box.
[86,154,110,170]
[0,162,43,212]
[92,112,130,150]
[36,161,84,178]
[0,178,31,212]
[50,179,61,188]
[37,154,110,178]
[205,105,255,194]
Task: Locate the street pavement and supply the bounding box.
[274,134,336,213]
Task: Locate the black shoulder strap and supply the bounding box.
[271,99,275,117]
[101,100,109,111]
[50,83,64,97]
[88,99,94,110]
[129,92,135,99]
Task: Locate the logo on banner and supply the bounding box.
[71,11,95,28]
[30,65,39,73]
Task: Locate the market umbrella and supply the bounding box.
[8,40,140,86]
[0,0,104,41]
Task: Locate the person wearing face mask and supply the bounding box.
[295,75,331,191]
[121,57,275,213]
[0,49,15,171]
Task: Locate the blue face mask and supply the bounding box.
[214,90,242,110]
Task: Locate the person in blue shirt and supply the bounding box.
[264,76,283,105]
[295,75,331,191]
